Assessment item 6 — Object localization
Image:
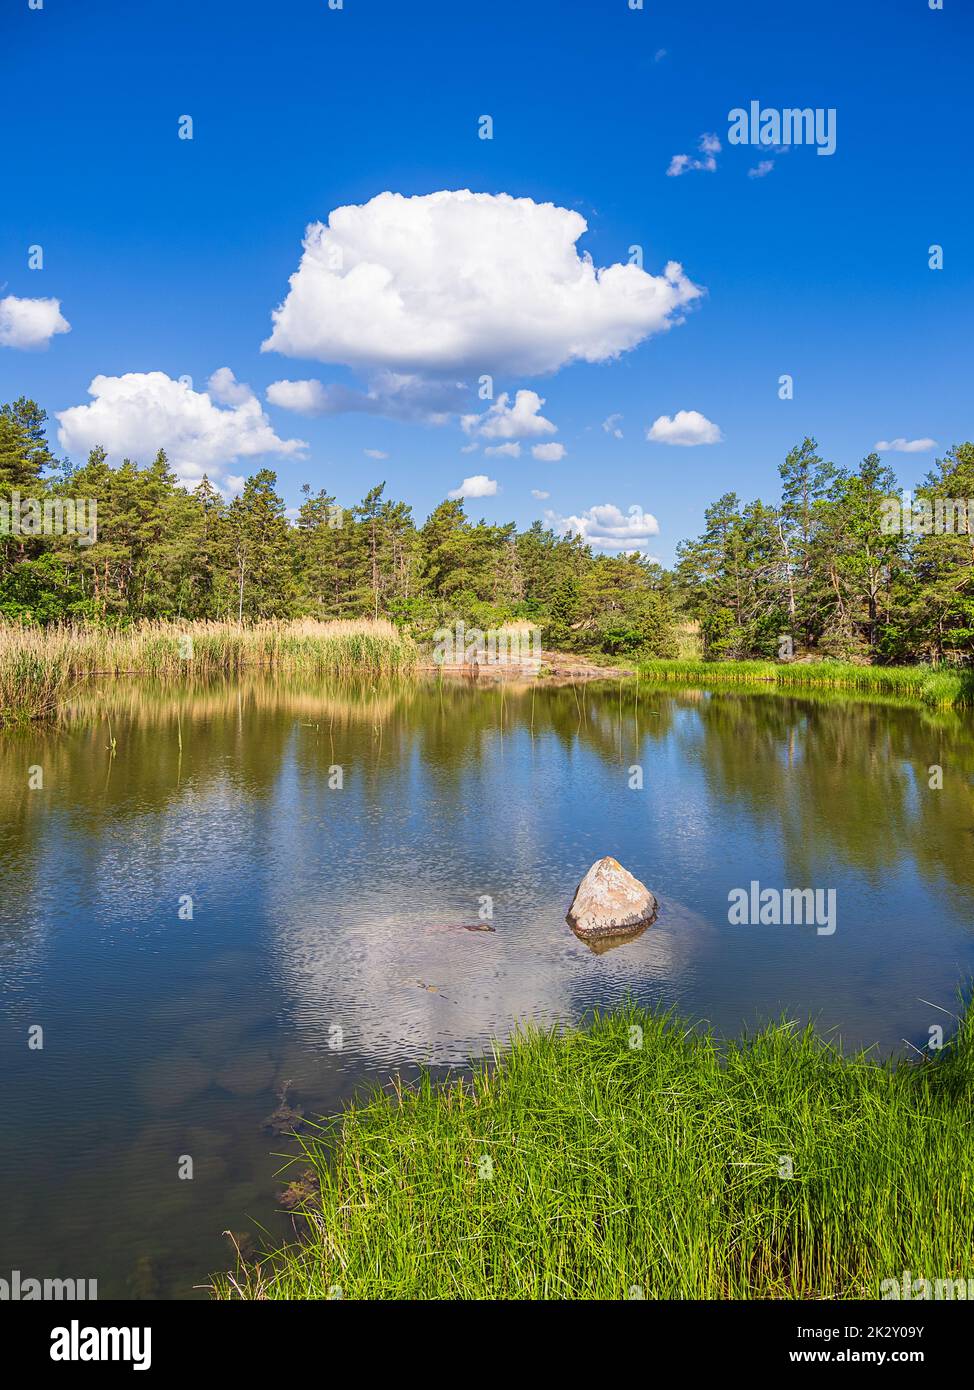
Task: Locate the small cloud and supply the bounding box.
[460,442,479,453]
[532,442,565,461]
[207,367,253,406]
[602,413,624,439]
[0,294,71,350]
[667,133,720,177]
[654,48,667,62]
[484,442,521,458]
[266,372,465,424]
[364,448,389,459]
[449,474,497,499]
[748,160,775,179]
[531,489,550,500]
[875,437,937,453]
[266,378,330,414]
[647,410,722,446]
[461,389,556,441]
[545,502,660,552]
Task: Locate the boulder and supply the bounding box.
[566,857,658,940]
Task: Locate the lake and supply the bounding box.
[2,675,973,1298]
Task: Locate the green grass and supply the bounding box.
[211,1001,974,1300]
[636,658,974,708]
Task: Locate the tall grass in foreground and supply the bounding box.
[211,1003,974,1300]
[0,619,417,724]
[638,658,974,708]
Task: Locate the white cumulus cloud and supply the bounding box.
[448,474,497,499]
[461,389,556,440]
[875,437,937,453]
[261,189,702,378]
[602,413,624,438]
[364,448,388,459]
[531,489,551,500]
[545,502,660,553]
[532,442,565,461]
[57,371,306,486]
[484,442,521,458]
[647,410,723,446]
[0,295,71,350]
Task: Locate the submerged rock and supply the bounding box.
[566,857,658,941]
[578,921,654,956]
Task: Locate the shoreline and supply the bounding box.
[210,1000,974,1301]
[3,619,973,727]
[634,658,974,708]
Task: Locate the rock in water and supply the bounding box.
[566,857,658,940]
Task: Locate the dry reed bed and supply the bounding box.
[0,620,417,725]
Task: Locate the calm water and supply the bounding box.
[2,676,974,1297]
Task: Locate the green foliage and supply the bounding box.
[676,436,974,665]
[635,658,974,707]
[8,396,972,669]
[0,397,680,657]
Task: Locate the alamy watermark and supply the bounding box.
[1,1268,97,1299]
[432,620,543,672]
[881,493,974,536]
[882,1271,974,1300]
[50,1320,151,1371]
[0,492,97,546]
[728,880,837,936]
[728,101,837,156]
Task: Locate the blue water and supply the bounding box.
[2,677,973,1296]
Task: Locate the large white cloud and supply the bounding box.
[0,295,71,350]
[545,502,660,552]
[647,410,723,446]
[461,389,557,440]
[261,190,702,376]
[57,371,306,485]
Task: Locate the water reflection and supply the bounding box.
[1,673,973,1297]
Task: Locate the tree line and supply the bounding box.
[0,397,673,654]
[3,396,972,662]
[676,437,974,662]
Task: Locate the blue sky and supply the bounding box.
[2,0,971,563]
